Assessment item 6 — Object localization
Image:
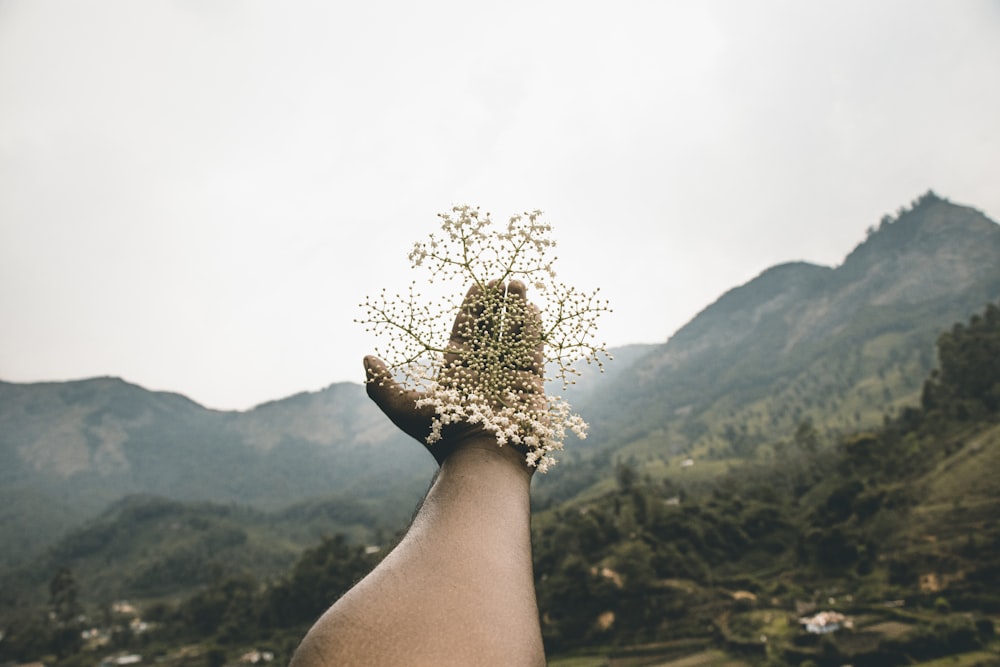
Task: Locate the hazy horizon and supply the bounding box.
[3,1,999,410]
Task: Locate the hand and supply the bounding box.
[363,280,545,466]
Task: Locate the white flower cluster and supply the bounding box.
[359,205,611,472]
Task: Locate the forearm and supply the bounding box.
[290,441,545,667]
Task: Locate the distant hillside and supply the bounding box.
[3,190,999,568]
[530,300,1000,660]
[5,299,997,667]
[0,378,435,567]
[0,491,396,617]
[566,192,1000,472]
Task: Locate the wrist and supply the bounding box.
[438,435,536,480]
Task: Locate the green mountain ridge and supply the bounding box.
[0,377,435,567]
[1,191,999,557]
[5,299,997,667]
[2,191,1000,665]
[562,193,1000,484]
[527,344,1000,662]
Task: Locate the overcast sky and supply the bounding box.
[2,1,999,411]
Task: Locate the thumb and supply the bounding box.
[363,355,397,404]
[363,355,433,442]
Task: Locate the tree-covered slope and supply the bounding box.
[563,193,1000,486]
[7,300,997,667]
[530,301,1000,661]
[0,377,434,566]
[2,194,1000,666]
[9,192,995,559]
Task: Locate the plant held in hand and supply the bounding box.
[358,205,610,472]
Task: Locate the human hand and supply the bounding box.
[363,280,545,466]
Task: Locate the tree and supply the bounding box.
[48,567,84,657]
[922,302,1000,418]
[264,534,375,628]
[615,461,637,492]
[794,418,820,453]
[0,613,50,663]
[49,566,81,623]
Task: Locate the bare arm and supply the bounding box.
[290,281,546,667]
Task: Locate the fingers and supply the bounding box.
[504,280,527,340]
[443,279,544,376]
[444,282,488,366]
[506,279,526,300]
[504,282,544,374]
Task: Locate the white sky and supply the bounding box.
[2,0,999,411]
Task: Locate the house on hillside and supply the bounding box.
[799,610,852,634]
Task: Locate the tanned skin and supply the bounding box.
[289,281,546,667]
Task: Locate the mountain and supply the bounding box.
[529,300,1000,660]
[3,191,999,566]
[569,192,1000,468]
[0,378,435,566]
[3,191,1000,665]
[6,299,997,667]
